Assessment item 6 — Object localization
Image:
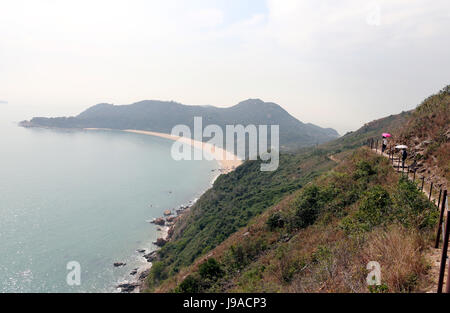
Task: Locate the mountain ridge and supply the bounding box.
[22,99,340,151]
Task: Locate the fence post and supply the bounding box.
[370,139,373,150]
[435,190,447,248]
[413,170,416,181]
[421,177,425,191]
[447,257,450,293]
[437,194,449,293]
[429,182,433,201]
[438,189,442,210]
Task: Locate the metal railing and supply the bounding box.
[367,138,449,293]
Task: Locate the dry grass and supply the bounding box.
[398,86,449,185]
[153,148,437,294]
[285,225,432,293]
[360,225,430,292]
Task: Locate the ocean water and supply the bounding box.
[0,120,218,292]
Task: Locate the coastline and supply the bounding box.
[82,128,243,292]
[85,128,243,174]
[18,124,242,292]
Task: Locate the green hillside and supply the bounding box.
[143,104,411,292]
[21,99,339,152]
[144,86,448,293]
[162,149,437,293]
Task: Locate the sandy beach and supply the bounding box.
[85,128,243,173]
[83,128,243,292]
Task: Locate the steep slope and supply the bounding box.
[22,99,340,151]
[143,86,447,293]
[142,107,411,292]
[396,85,449,186]
[160,149,438,293]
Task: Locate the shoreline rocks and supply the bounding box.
[163,209,172,216]
[117,282,140,293]
[113,262,126,267]
[139,268,151,281]
[143,251,158,263]
[150,217,165,226]
[166,215,176,223]
[153,238,167,247]
[131,200,196,292]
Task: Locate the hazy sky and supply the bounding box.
[1,0,449,133]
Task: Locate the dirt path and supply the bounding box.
[369,147,447,293]
[328,154,341,164]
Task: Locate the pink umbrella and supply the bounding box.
[382,133,392,138]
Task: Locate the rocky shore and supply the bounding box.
[115,200,196,293]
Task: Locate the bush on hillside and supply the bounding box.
[266,211,285,230]
[199,258,224,280]
[175,275,201,293]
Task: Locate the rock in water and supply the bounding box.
[113,262,126,267]
[117,282,139,292]
[150,217,165,226]
[163,209,172,216]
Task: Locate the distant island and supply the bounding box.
[20,99,339,151]
[0,100,8,104]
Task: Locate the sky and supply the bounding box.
[0,0,449,134]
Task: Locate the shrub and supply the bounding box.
[368,284,389,293]
[358,185,391,227]
[266,212,285,231]
[150,261,167,281]
[353,160,376,180]
[291,185,322,229]
[198,258,224,280]
[392,177,438,229]
[176,275,201,293]
[225,238,268,271]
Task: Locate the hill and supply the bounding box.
[21,99,340,152]
[142,86,448,293]
[141,100,412,292]
[156,149,438,293]
[396,86,449,186]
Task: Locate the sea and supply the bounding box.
[0,114,218,292]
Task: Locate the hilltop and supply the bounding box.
[21,99,339,152]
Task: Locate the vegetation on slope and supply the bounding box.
[23,99,339,151]
[397,85,449,184]
[145,87,445,293]
[167,149,438,293]
[145,152,336,290]
[144,108,412,292]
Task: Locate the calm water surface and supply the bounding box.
[0,120,218,292]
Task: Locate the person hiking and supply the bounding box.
[382,137,388,153]
[401,149,407,169]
